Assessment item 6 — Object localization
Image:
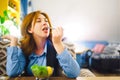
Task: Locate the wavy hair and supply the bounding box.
[20,10,52,56]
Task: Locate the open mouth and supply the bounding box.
[42,27,54,31]
[42,27,49,31]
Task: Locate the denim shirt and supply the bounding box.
[6,41,80,78]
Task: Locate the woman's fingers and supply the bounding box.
[52,27,63,44]
[52,27,63,38]
[2,35,11,40]
[2,35,18,46]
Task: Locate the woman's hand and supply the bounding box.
[52,27,65,54]
[2,35,18,46]
[52,27,63,44]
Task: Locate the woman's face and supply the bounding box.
[28,14,50,39]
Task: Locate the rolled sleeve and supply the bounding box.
[6,46,26,77]
[56,48,80,78]
[7,46,25,61]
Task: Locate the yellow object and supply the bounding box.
[47,66,53,76]
[0,0,20,24]
[0,0,8,16]
[8,0,20,24]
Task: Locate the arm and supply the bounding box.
[57,49,80,78]
[2,35,18,46]
[52,27,80,78]
[2,35,26,77]
[6,47,26,77]
[52,27,64,54]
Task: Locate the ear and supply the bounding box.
[28,28,33,33]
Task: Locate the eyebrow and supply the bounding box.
[37,18,47,20]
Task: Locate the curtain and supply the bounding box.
[20,0,28,20]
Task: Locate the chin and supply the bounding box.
[43,35,49,38]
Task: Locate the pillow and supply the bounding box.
[62,38,76,59]
[92,44,105,53]
[0,41,10,76]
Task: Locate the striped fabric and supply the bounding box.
[79,68,96,77]
[0,41,10,76]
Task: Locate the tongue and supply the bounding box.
[43,29,48,33]
[42,27,49,31]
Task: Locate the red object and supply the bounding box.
[92,44,105,53]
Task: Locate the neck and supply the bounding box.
[34,38,47,55]
[36,39,46,49]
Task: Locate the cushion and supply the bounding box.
[62,38,76,59]
[0,41,10,76]
[79,68,95,77]
[92,44,105,53]
[74,41,108,49]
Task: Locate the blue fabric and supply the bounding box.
[57,49,80,77]
[20,0,28,19]
[75,41,109,49]
[76,51,92,68]
[6,40,80,78]
[6,46,26,77]
[26,42,47,75]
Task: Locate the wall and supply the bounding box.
[31,0,120,42]
[119,0,120,42]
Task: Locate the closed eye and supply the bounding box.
[44,19,48,22]
[36,18,48,23]
[36,20,41,22]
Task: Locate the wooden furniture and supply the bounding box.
[6,77,76,80]
[1,76,120,80]
[76,77,120,80]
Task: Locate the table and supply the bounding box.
[7,77,75,80]
[76,77,120,80]
[1,76,120,80]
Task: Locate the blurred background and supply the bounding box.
[0,0,120,43]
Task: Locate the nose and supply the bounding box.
[43,23,47,26]
[41,19,48,27]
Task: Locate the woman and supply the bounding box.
[3,10,80,78]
